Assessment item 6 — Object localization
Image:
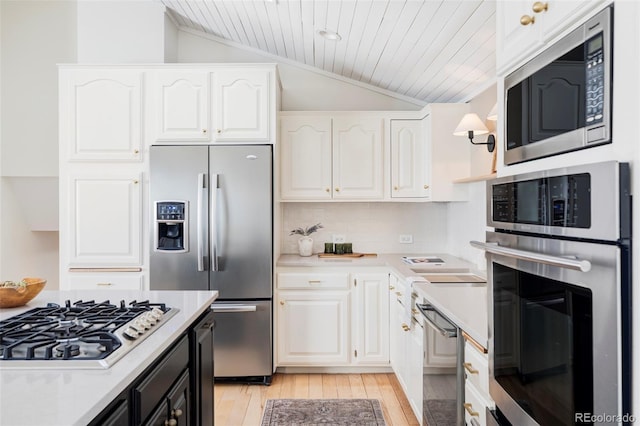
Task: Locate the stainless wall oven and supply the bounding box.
[472,161,632,425]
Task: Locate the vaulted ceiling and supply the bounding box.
[160,0,496,104]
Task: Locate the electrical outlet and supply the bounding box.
[399,234,413,244]
[333,234,346,243]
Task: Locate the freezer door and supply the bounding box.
[209,145,273,299]
[150,145,209,291]
[211,300,272,378]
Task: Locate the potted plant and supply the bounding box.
[290,223,323,257]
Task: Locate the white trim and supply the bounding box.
[177,26,427,108]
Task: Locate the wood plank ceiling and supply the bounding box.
[160,0,496,104]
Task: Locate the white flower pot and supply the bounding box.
[298,237,313,257]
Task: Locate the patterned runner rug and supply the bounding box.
[260,398,387,426]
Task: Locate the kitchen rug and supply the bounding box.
[260,399,387,426]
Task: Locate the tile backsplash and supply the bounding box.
[281,202,450,255]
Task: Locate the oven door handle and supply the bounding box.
[470,241,592,272]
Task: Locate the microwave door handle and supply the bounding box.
[470,241,592,272]
[196,173,206,272]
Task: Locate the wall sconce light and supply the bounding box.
[453,113,495,153]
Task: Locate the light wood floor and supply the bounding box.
[214,373,420,426]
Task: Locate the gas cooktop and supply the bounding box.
[0,299,178,369]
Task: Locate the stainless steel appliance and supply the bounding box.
[417,302,464,426]
[150,144,273,384]
[504,6,612,165]
[0,299,177,369]
[472,161,632,425]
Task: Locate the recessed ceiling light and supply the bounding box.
[317,30,342,41]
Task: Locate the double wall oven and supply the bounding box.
[472,161,632,425]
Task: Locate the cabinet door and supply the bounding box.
[332,117,384,199]
[390,119,429,198]
[214,70,270,141]
[61,69,143,161]
[408,321,424,423]
[167,370,190,426]
[496,0,543,72]
[67,171,142,267]
[280,116,332,200]
[145,398,170,426]
[277,291,350,365]
[352,273,389,365]
[152,71,210,142]
[388,275,403,373]
[540,1,606,41]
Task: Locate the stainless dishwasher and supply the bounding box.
[417,302,464,426]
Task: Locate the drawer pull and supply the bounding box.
[395,292,402,297]
[464,403,479,417]
[520,14,535,25]
[532,1,548,13]
[401,323,410,331]
[464,362,479,374]
[308,280,322,284]
[97,282,113,287]
[389,285,395,290]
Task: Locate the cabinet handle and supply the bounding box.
[411,308,418,315]
[532,1,548,13]
[520,14,535,25]
[463,362,479,374]
[96,282,113,287]
[423,184,429,189]
[401,323,410,331]
[308,280,322,285]
[389,285,395,290]
[335,188,340,192]
[464,403,479,417]
[395,291,402,297]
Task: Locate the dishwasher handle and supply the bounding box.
[416,303,457,338]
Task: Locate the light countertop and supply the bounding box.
[278,253,489,348]
[0,290,218,426]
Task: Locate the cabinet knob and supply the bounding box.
[172,409,183,417]
[280,300,285,306]
[133,180,139,184]
[202,129,207,134]
[423,184,429,189]
[520,14,535,25]
[532,1,548,13]
[401,323,410,331]
[393,186,398,191]
[217,129,222,134]
[325,188,330,193]
[335,188,340,192]
[134,149,139,154]
[389,285,395,290]
[165,420,177,426]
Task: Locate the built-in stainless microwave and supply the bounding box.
[504,6,612,166]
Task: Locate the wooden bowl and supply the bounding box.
[0,278,47,308]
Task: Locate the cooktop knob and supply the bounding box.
[135,318,151,330]
[123,327,140,340]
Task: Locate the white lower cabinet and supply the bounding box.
[275,268,388,367]
[463,339,495,426]
[67,271,145,290]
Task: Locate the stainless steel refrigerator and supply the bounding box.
[149,144,273,384]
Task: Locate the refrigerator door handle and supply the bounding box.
[211,304,257,313]
[197,173,206,272]
[211,173,220,271]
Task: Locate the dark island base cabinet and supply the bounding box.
[89,309,215,426]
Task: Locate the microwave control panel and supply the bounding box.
[585,33,605,124]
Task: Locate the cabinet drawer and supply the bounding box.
[67,272,144,290]
[277,272,349,290]
[464,341,489,395]
[134,336,189,423]
[464,381,494,426]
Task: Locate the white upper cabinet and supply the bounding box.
[279,114,384,201]
[152,70,211,142]
[280,116,332,200]
[214,69,271,141]
[390,119,428,199]
[497,0,606,73]
[61,69,143,162]
[332,117,384,200]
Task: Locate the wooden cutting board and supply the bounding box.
[317,253,377,258]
